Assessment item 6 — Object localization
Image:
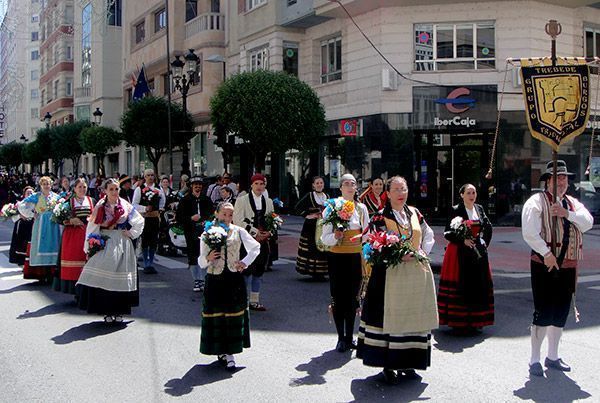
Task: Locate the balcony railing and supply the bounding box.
[185,12,225,39]
[75,86,91,98]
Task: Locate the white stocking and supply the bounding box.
[530,325,547,365]
[546,326,563,361]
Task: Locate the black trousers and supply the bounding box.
[141,217,160,250]
[327,252,362,340]
[530,260,576,327]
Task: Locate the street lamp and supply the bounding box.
[93,107,103,126]
[43,111,52,128]
[171,48,200,176]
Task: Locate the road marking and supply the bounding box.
[494,288,531,295]
[494,273,531,278]
[152,256,188,270]
[589,286,600,290]
[273,258,295,266]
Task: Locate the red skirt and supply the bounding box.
[437,242,494,328]
[22,242,53,280]
[60,225,87,281]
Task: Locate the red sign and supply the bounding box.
[340,119,358,136]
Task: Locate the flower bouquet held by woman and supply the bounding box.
[87,233,110,257]
[322,198,355,231]
[0,203,20,222]
[362,230,430,267]
[51,199,72,224]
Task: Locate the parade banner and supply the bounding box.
[520,57,590,151]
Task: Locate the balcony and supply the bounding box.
[279,0,331,28]
[75,86,91,99]
[185,13,225,39]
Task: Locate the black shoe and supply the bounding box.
[545,358,571,372]
[402,369,421,380]
[529,362,544,377]
[345,339,357,350]
[381,369,398,385]
[336,340,346,352]
[143,266,157,274]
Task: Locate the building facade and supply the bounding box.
[224,0,600,223]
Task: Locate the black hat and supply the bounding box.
[540,160,575,181]
[190,176,203,184]
[119,174,131,185]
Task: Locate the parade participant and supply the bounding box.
[8,186,34,265]
[176,176,213,291]
[132,169,166,274]
[76,178,145,323]
[198,202,261,371]
[159,175,179,210]
[357,176,437,383]
[233,174,274,311]
[55,178,95,294]
[207,176,223,203]
[118,175,134,203]
[58,176,71,198]
[320,173,369,352]
[522,160,593,377]
[294,176,329,279]
[17,176,61,282]
[222,172,238,196]
[178,174,189,198]
[359,177,387,216]
[214,186,235,207]
[437,183,494,332]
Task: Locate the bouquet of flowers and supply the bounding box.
[449,216,481,258]
[265,212,284,235]
[322,198,355,231]
[202,220,229,252]
[140,187,161,211]
[0,203,19,222]
[87,233,109,258]
[51,200,72,224]
[362,230,430,267]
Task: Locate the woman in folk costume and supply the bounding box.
[359,177,387,216]
[357,176,437,384]
[437,184,494,333]
[76,179,145,323]
[294,176,329,279]
[233,174,274,311]
[54,178,95,295]
[320,173,369,352]
[9,186,35,265]
[17,176,61,282]
[199,202,261,371]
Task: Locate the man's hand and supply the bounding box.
[334,229,344,240]
[234,261,247,272]
[464,239,475,248]
[544,252,559,272]
[550,203,568,218]
[191,214,201,222]
[145,205,154,213]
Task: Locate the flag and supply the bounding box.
[132,66,150,101]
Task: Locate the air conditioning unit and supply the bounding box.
[382,67,398,91]
[512,66,522,88]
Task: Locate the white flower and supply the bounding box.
[208,226,227,236]
[450,216,464,230]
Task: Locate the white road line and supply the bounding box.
[152,255,188,270]
[494,273,531,278]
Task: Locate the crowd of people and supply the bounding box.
[0,158,594,381]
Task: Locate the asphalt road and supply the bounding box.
[1,220,599,402]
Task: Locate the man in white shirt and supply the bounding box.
[521,160,593,377]
[207,176,223,203]
[133,169,166,274]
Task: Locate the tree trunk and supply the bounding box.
[71,156,80,176]
[97,154,106,176]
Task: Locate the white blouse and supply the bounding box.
[392,208,435,255]
[198,225,260,269]
[320,198,369,246]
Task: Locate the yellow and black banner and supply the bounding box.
[520,57,590,151]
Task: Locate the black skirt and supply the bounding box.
[9,219,33,265]
[296,218,328,276]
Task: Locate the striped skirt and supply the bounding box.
[296,218,328,276]
[200,269,250,355]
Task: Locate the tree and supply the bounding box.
[50,121,92,175]
[80,126,122,176]
[0,141,25,170]
[210,70,327,172]
[21,127,53,172]
[120,96,194,175]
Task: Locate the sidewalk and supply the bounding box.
[277,215,600,273]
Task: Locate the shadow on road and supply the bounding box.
[0,269,23,278]
[513,370,591,401]
[163,362,244,396]
[432,328,488,353]
[51,321,130,344]
[350,374,430,402]
[289,349,352,387]
[17,300,77,320]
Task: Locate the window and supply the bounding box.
[66,45,72,60]
[283,42,298,77]
[82,2,91,86]
[107,0,122,26]
[211,0,220,13]
[31,89,39,99]
[414,22,495,71]
[53,80,59,99]
[135,21,145,44]
[585,26,600,72]
[32,15,39,23]
[186,0,198,22]
[31,50,39,60]
[320,36,342,84]
[154,8,166,32]
[66,79,73,96]
[31,108,39,119]
[249,46,269,72]
[31,31,39,41]
[248,0,266,11]
[31,70,39,80]
[148,79,155,94]
[64,6,74,24]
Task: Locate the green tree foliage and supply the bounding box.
[120,96,194,174]
[0,141,25,169]
[21,127,52,170]
[80,126,122,175]
[50,121,92,175]
[210,70,327,171]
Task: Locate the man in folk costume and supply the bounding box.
[119,175,134,204]
[132,169,166,274]
[233,174,274,311]
[176,176,213,292]
[522,160,593,377]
